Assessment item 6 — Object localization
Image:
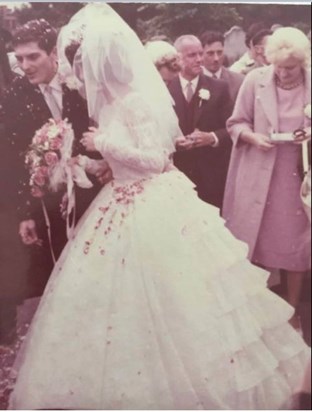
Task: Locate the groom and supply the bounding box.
[0,19,109,344]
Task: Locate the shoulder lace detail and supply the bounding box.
[123,93,157,148]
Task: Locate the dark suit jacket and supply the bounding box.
[0,76,98,298]
[220,67,244,104]
[168,73,233,208]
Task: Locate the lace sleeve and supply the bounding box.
[94,95,168,173]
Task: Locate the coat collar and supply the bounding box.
[257,65,279,132]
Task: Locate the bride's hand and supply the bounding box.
[81,127,100,152]
[67,156,80,167]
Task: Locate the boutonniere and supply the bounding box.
[198,88,210,107]
[58,73,80,91]
[304,103,311,120]
[64,75,81,91]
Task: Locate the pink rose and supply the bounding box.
[33,170,46,187]
[31,185,44,198]
[49,137,63,151]
[33,133,48,145]
[39,166,49,177]
[44,151,59,166]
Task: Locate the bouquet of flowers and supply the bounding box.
[25,119,93,259]
[26,118,74,197]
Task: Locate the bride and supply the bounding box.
[9,4,310,410]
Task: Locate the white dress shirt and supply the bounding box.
[39,74,63,120]
[179,74,199,101]
[178,74,219,147]
[202,67,222,79]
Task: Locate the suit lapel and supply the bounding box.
[26,82,52,122]
[193,73,207,129]
[258,66,279,132]
[169,77,188,131]
[220,67,229,82]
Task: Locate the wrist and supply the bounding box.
[209,132,219,147]
[240,130,256,145]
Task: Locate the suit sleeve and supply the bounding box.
[226,70,257,146]
[0,85,40,221]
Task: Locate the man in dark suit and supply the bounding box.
[168,35,233,208]
[0,20,107,345]
[200,31,244,104]
[0,30,28,347]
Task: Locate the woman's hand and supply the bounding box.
[80,127,100,152]
[67,156,81,167]
[293,127,311,144]
[246,132,275,151]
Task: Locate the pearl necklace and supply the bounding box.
[275,76,304,90]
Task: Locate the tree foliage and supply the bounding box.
[12,2,311,41]
[14,2,85,29]
[136,3,242,41]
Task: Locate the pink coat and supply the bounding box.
[222,65,311,259]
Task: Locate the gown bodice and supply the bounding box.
[94,92,171,181]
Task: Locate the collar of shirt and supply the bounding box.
[202,67,222,79]
[39,73,63,115]
[38,73,62,95]
[179,74,199,98]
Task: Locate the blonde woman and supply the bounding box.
[224,27,311,330]
[145,40,181,85]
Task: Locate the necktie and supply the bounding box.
[44,85,62,121]
[212,74,218,79]
[185,81,194,103]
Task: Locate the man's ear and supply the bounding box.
[50,46,58,60]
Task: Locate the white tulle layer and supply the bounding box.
[9,171,310,410]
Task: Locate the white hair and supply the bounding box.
[174,35,201,52]
[265,27,311,68]
[145,40,178,66]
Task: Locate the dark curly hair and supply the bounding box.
[200,31,224,47]
[12,19,57,54]
[65,42,81,66]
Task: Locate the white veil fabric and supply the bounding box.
[57,2,180,154]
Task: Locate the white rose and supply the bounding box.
[47,125,60,139]
[198,88,210,101]
[304,104,311,119]
[66,75,80,91]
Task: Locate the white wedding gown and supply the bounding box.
[9,94,310,410]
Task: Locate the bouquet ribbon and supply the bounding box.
[47,125,93,260]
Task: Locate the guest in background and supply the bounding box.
[0,29,13,98]
[201,30,244,103]
[168,34,232,208]
[223,27,311,330]
[0,31,28,346]
[230,23,272,75]
[145,40,181,85]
